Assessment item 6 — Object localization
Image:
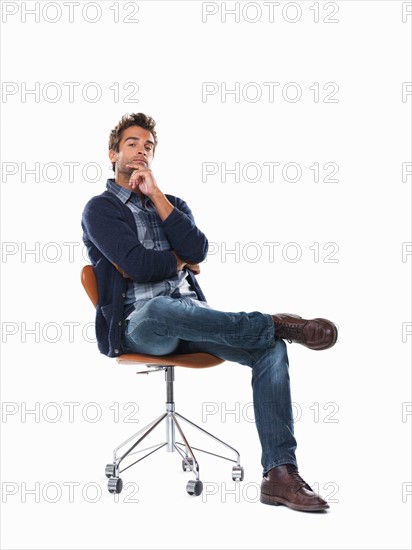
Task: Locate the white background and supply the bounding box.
[1,1,411,549]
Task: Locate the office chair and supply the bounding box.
[81,265,243,496]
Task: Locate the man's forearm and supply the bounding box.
[150,192,192,271]
[160,202,208,264]
[149,191,203,269]
[150,190,174,221]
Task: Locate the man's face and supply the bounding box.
[109,125,155,176]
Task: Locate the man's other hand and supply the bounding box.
[185,263,200,275]
[171,252,200,274]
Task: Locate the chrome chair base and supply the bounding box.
[105,366,244,496]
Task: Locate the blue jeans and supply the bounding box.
[122,296,297,474]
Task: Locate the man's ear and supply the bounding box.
[108,149,118,164]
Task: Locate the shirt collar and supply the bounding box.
[106,178,153,209]
[106,178,132,204]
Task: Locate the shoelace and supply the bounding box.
[278,322,305,344]
[285,465,312,492]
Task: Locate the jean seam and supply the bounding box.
[264,313,276,348]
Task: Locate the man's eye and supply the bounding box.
[145,146,152,151]
[128,143,135,147]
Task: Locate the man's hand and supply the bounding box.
[126,163,159,198]
[185,263,201,275]
[126,162,174,222]
[171,252,201,275]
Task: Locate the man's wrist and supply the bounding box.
[151,190,174,221]
[147,187,161,199]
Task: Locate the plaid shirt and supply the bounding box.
[106,179,198,318]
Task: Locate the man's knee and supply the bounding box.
[272,339,289,370]
[253,339,289,372]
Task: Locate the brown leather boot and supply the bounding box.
[260,464,329,512]
[272,314,338,350]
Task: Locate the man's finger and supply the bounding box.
[186,263,201,275]
[126,164,150,172]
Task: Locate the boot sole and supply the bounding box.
[260,494,329,512]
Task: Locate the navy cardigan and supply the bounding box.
[81,190,208,357]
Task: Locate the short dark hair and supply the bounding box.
[109,113,158,172]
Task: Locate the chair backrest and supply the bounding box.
[81,265,99,308]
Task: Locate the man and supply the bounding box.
[82,113,338,512]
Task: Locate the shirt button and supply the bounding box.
[114,349,119,354]
[118,321,122,326]
[121,293,126,298]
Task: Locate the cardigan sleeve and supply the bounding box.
[161,196,208,264]
[82,195,179,283]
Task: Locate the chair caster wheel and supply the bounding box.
[232,465,244,481]
[108,477,123,494]
[182,457,194,472]
[186,479,203,496]
[105,464,115,478]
